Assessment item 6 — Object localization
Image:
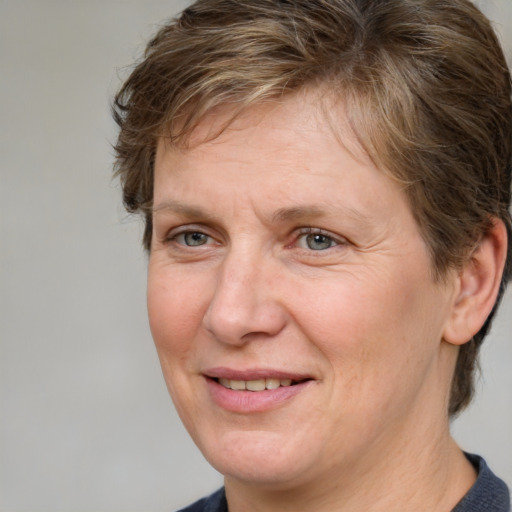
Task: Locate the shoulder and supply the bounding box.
[452,454,510,512]
[176,488,227,512]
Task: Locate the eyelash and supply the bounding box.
[163,226,345,253]
[293,227,346,252]
[165,229,216,248]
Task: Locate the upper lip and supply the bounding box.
[202,367,314,382]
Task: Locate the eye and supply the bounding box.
[296,231,339,251]
[174,231,212,247]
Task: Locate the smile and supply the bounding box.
[204,370,314,413]
[217,377,294,391]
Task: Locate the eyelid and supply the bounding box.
[174,232,213,246]
[163,224,219,246]
[159,224,348,251]
[293,227,348,246]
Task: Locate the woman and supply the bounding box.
[113,0,511,510]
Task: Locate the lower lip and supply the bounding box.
[206,378,312,413]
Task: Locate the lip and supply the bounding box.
[203,367,315,413]
[203,367,312,382]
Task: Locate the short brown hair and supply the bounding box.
[112,0,512,416]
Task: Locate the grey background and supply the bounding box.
[0,1,510,511]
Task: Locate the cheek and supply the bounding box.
[293,268,444,389]
[146,268,207,426]
[147,267,206,361]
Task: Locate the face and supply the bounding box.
[148,93,459,490]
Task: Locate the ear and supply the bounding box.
[443,218,508,346]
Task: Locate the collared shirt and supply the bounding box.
[177,454,510,512]
[452,454,510,511]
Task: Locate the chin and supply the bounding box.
[197,428,324,489]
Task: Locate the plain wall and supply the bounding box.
[1,1,510,510]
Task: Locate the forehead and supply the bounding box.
[153,93,421,244]
[156,93,375,189]
[161,87,372,160]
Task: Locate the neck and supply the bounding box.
[224,419,476,512]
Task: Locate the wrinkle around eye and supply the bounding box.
[280,229,355,269]
[173,231,214,247]
[151,221,224,261]
[296,233,338,251]
[289,227,349,251]
[155,235,223,265]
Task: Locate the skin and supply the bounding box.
[147,92,505,511]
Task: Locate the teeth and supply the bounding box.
[265,378,280,390]
[218,377,296,391]
[219,378,230,388]
[230,380,246,391]
[246,379,266,391]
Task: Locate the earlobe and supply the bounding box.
[443,218,508,346]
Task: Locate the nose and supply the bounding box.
[202,251,287,346]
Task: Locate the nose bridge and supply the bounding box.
[203,243,285,344]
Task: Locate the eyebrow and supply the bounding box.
[273,205,329,223]
[153,199,369,226]
[152,199,210,220]
[272,204,368,224]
